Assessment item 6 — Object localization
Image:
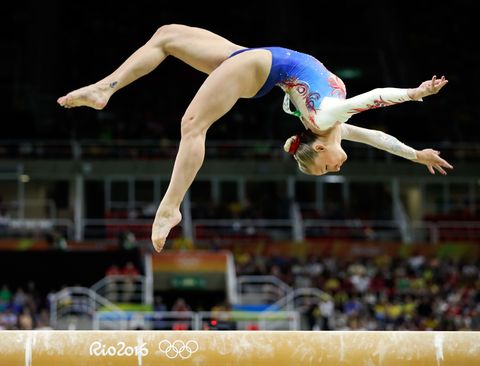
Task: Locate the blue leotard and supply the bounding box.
[229,47,414,131]
[230,47,346,101]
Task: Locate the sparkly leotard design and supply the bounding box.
[230,46,345,101]
[229,47,414,131]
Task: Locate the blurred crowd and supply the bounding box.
[0,283,51,330]
[236,253,480,330]
[2,253,479,331]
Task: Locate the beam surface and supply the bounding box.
[0,330,479,366]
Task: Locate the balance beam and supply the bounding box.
[1,331,479,366]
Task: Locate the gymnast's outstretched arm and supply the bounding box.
[344,75,448,115]
[316,76,448,129]
[341,123,453,175]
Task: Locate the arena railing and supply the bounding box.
[78,218,480,244]
[92,310,300,331]
[237,275,293,305]
[2,217,480,244]
[265,287,330,313]
[49,286,127,330]
[0,217,73,240]
[1,139,479,162]
[90,274,146,305]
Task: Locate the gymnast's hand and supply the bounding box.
[413,149,453,175]
[408,75,448,100]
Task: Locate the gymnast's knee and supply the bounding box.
[180,114,207,138]
[151,24,186,52]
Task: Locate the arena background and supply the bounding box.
[1,0,479,334]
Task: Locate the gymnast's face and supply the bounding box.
[310,141,348,175]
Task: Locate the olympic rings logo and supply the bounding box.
[158,339,199,359]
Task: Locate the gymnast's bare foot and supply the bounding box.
[57,82,116,110]
[151,209,182,252]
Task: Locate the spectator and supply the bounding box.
[0,308,17,330]
[11,288,28,314]
[172,298,191,312]
[234,252,480,331]
[0,285,12,312]
[35,308,52,330]
[318,294,335,330]
[304,299,319,330]
[154,295,167,312]
[18,308,34,330]
[152,295,169,330]
[171,298,192,330]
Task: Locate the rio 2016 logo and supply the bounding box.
[89,341,149,357]
[88,339,199,359]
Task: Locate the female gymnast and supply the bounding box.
[57,24,452,252]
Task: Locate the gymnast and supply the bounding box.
[57,24,452,252]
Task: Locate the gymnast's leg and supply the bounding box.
[151,49,271,252]
[57,24,244,109]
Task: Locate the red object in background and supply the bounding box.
[172,323,189,330]
[105,265,122,276]
[122,263,140,276]
[246,324,259,330]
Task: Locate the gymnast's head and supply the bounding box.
[284,130,347,175]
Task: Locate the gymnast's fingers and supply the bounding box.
[434,165,447,175]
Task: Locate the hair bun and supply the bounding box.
[283,136,294,153]
[284,135,300,154]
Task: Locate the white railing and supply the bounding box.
[193,218,295,243]
[92,310,300,330]
[0,199,73,239]
[91,274,146,304]
[49,286,126,330]
[194,218,480,244]
[265,288,330,313]
[2,216,480,244]
[0,199,58,219]
[93,310,196,331]
[195,311,299,331]
[82,218,159,240]
[0,218,73,238]
[257,311,300,331]
[302,219,403,241]
[237,275,292,305]
[225,252,239,305]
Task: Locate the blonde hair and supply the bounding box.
[283,130,318,174]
